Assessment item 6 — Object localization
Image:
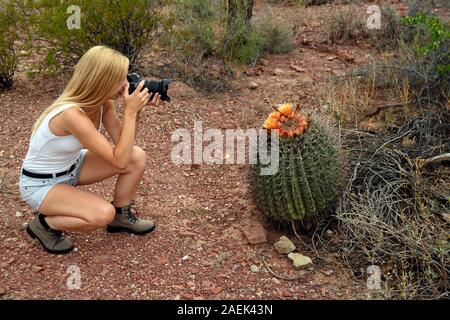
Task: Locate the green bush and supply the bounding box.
[24,0,163,71]
[0,1,21,89]
[254,15,296,55]
[401,13,450,55]
[170,0,296,65]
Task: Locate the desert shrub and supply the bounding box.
[368,5,402,50]
[336,109,449,299]
[406,0,449,16]
[325,5,368,44]
[401,13,450,55]
[23,0,164,72]
[170,0,296,65]
[253,12,296,55]
[361,40,449,106]
[0,1,21,89]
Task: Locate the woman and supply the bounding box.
[18,46,161,254]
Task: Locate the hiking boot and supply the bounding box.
[26,214,74,254]
[107,200,156,235]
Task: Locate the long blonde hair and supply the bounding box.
[31,45,129,137]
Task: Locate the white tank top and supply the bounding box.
[22,104,103,173]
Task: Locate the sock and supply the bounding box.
[111,201,123,214]
[38,213,51,230]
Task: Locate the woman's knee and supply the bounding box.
[89,203,115,227]
[130,146,147,170]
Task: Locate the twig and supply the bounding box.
[423,153,450,166]
[261,254,300,282]
[365,103,405,118]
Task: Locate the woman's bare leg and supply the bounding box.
[37,146,147,232]
[76,146,147,207]
[38,184,116,231]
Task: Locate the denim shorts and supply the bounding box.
[18,149,88,212]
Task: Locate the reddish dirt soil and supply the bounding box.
[0,1,407,300]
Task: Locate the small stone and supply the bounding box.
[249,82,258,90]
[31,265,43,273]
[15,211,23,218]
[272,68,284,76]
[181,293,193,300]
[323,269,334,276]
[240,220,267,244]
[210,285,222,294]
[297,74,314,83]
[288,253,313,269]
[250,265,260,273]
[182,255,189,261]
[187,281,196,290]
[273,236,296,254]
[179,231,197,237]
[290,64,306,73]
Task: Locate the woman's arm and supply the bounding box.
[103,100,122,145]
[66,81,151,169]
[65,107,137,170]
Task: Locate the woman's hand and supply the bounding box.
[147,93,161,107]
[123,81,150,114]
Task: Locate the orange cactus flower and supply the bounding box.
[277,103,293,116]
[269,111,281,120]
[293,127,302,135]
[263,117,280,129]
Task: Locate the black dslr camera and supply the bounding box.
[127,73,172,102]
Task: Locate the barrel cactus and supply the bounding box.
[251,103,342,224]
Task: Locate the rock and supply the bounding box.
[249,82,258,90]
[283,290,293,297]
[15,211,23,218]
[288,253,313,269]
[31,265,43,273]
[181,293,193,300]
[337,49,355,63]
[273,236,296,254]
[240,220,267,244]
[272,68,284,76]
[297,74,314,83]
[290,64,306,73]
[187,281,196,290]
[259,58,269,66]
[250,265,260,273]
[323,269,334,276]
[179,231,197,237]
[210,285,222,294]
[182,255,189,261]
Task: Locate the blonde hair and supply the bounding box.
[31,45,129,137]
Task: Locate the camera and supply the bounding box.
[127,73,172,102]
